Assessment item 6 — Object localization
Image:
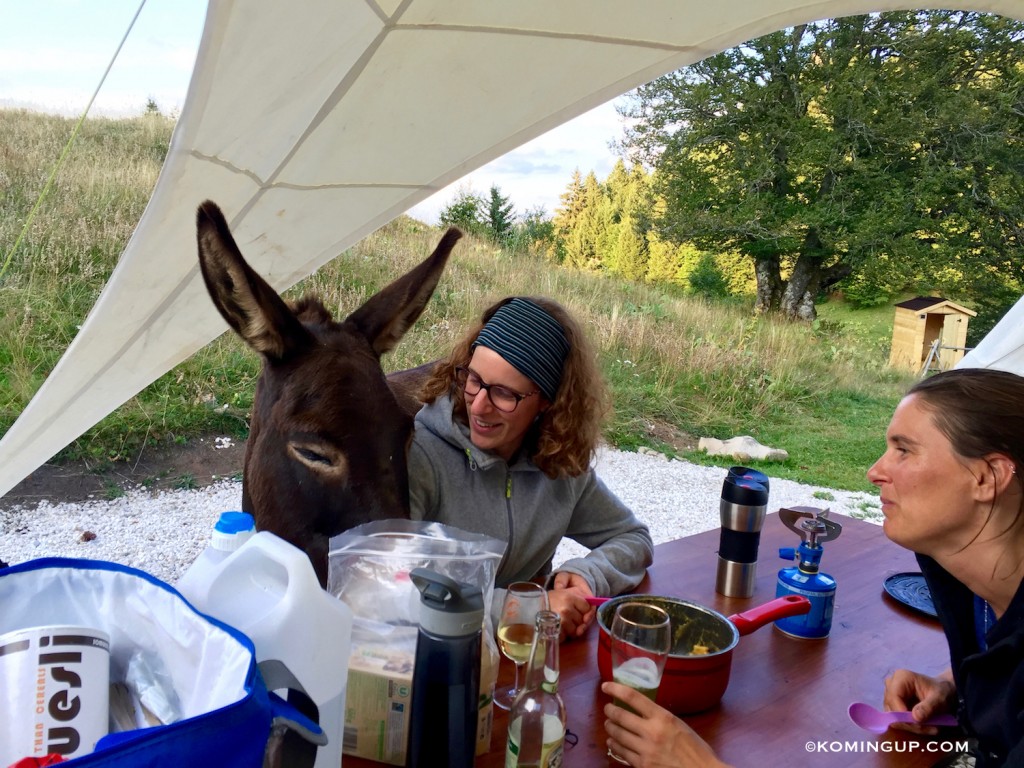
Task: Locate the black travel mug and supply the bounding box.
[715,467,769,598]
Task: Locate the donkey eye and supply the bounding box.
[296,446,331,465]
[288,442,347,477]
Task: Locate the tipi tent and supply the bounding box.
[1,0,1022,499]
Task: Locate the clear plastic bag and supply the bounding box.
[327,519,505,625]
[327,520,505,757]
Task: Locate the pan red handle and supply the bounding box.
[727,595,811,636]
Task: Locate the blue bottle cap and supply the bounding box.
[215,511,255,535]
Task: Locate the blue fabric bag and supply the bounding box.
[0,558,322,767]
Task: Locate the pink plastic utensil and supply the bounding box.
[848,702,958,734]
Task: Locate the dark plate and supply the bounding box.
[883,572,937,619]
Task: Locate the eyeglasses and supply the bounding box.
[454,366,538,413]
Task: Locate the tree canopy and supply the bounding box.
[619,10,1024,322]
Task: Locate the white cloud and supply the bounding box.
[408,99,629,224]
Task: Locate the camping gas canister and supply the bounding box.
[774,507,842,639]
[775,565,836,639]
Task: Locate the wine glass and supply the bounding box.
[494,581,549,710]
[607,602,672,764]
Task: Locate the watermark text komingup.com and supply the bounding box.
[805,740,970,754]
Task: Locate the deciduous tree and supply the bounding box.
[622,11,1024,320]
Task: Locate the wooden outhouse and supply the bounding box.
[888,297,976,372]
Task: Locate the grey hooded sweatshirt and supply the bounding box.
[408,395,654,608]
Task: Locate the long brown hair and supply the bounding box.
[420,296,609,478]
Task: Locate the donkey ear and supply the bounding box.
[196,201,313,361]
[345,227,461,356]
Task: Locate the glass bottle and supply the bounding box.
[504,610,566,768]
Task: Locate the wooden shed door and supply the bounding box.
[939,315,961,369]
[922,314,944,363]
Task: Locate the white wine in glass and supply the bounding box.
[608,602,671,763]
[496,621,535,665]
[494,582,548,710]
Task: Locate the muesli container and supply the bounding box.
[0,625,110,765]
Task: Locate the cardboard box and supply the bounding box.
[476,635,498,756]
[343,640,414,765]
[342,629,497,763]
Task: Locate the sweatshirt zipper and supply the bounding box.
[504,470,515,563]
[465,446,515,573]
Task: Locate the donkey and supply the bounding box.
[196,201,461,585]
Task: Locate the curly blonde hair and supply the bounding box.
[420,296,608,478]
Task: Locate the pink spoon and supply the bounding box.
[585,596,610,606]
[848,702,958,733]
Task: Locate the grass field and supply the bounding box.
[0,109,920,493]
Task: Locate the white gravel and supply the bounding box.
[0,445,881,584]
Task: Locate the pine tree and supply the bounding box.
[551,170,586,261]
[607,214,648,281]
[485,185,516,245]
[563,173,606,270]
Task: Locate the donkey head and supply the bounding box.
[196,201,460,584]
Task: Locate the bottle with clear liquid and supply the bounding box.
[504,610,566,768]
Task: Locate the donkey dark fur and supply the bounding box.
[196,201,460,585]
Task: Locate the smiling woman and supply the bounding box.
[869,368,1024,768]
[408,295,654,641]
[867,396,991,555]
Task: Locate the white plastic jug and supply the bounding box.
[176,511,255,605]
[197,531,353,768]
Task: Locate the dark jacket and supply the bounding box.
[919,553,1024,767]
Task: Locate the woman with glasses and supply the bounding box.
[408,296,654,639]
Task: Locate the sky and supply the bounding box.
[1,0,629,224]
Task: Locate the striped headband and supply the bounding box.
[472,298,570,402]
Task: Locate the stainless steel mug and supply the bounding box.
[715,468,769,598]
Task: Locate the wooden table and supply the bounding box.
[347,514,966,767]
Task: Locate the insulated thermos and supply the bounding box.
[408,568,484,768]
[715,467,769,598]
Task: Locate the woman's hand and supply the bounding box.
[602,682,732,768]
[883,668,957,735]
[548,571,595,640]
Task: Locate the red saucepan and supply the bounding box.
[597,594,811,714]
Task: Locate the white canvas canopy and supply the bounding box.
[958,294,1024,373]
[1,0,1022,499]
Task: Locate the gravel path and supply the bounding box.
[0,446,881,584]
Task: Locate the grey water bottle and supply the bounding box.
[407,567,484,768]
